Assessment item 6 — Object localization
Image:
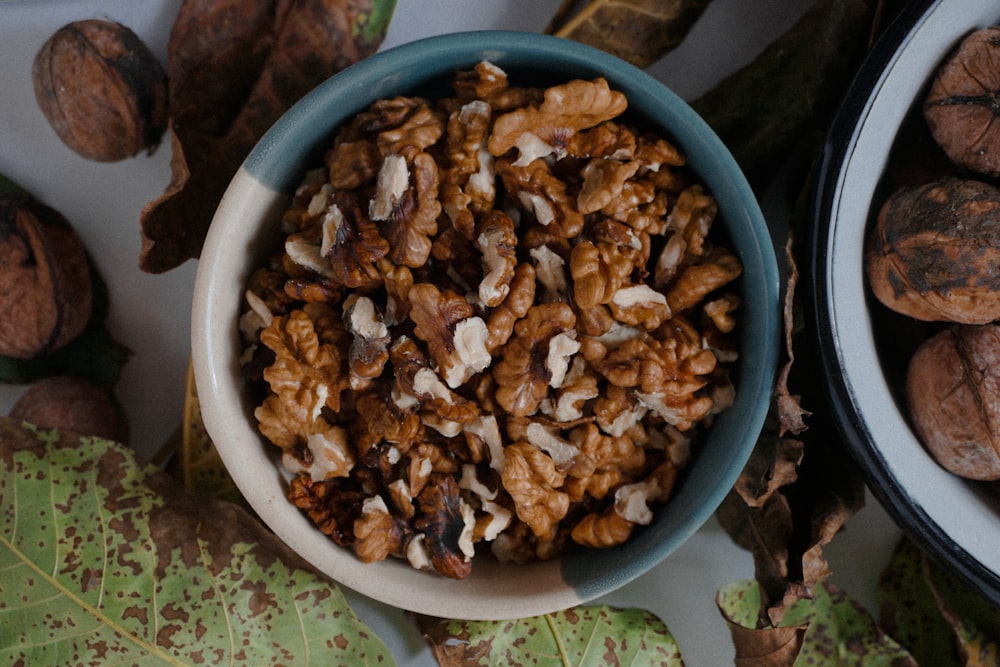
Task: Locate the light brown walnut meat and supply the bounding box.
[452,60,544,112]
[319,191,389,289]
[353,496,404,563]
[326,139,381,189]
[493,302,577,417]
[376,102,445,155]
[497,157,584,238]
[409,283,491,388]
[655,185,719,286]
[666,247,742,314]
[577,158,640,214]
[564,120,637,159]
[441,99,495,238]
[570,239,632,310]
[501,442,570,541]
[488,77,628,158]
[256,310,346,446]
[571,508,634,548]
[589,320,718,431]
[475,210,518,307]
[485,262,537,353]
[371,149,441,268]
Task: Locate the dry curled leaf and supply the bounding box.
[0,417,393,665]
[418,605,684,666]
[546,0,713,69]
[139,0,397,273]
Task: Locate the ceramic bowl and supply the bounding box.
[192,30,779,620]
[810,0,1000,605]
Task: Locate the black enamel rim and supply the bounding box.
[808,0,1000,605]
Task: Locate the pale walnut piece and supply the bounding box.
[240,61,743,576]
[906,325,1000,480]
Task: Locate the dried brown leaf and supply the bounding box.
[139,0,396,273]
[546,0,713,69]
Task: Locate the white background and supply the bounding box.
[0,1,900,664]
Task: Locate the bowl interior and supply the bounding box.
[192,30,779,619]
[812,1,1000,604]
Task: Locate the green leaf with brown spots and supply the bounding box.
[0,417,393,666]
[718,579,918,666]
[418,605,684,666]
[878,537,1000,666]
[876,538,962,666]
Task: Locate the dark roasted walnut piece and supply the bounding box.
[0,196,92,359]
[924,26,1000,178]
[33,19,167,162]
[865,177,1000,325]
[906,325,1000,481]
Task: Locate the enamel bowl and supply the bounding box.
[811,0,1000,605]
[192,30,779,620]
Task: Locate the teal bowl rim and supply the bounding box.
[202,30,779,612]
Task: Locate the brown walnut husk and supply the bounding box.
[138,0,395,273]
[924,26,1000,178]
[906,325,1000,481]
[32,19,167,162]
[865,177,1000,325]
[0,196,92,360]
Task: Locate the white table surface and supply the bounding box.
[0,1,901,664]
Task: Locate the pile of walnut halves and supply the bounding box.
[239,61,743,579]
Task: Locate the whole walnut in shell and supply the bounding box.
[924,26,1000,178]
[906,325,1000,481]
[0,195,92,359]
[865,177,1000,324]
[33,19,167,161]
[9,375,124,441]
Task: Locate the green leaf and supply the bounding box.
[0,173,32,200]
[418,605,684,666]
[926,565,1000,665]
[717,579,918,666]
[878,537,1000,665]
[876,538,962,666]
[784,582,917,666]
[0,417,394,666]
[355,0,398,45]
